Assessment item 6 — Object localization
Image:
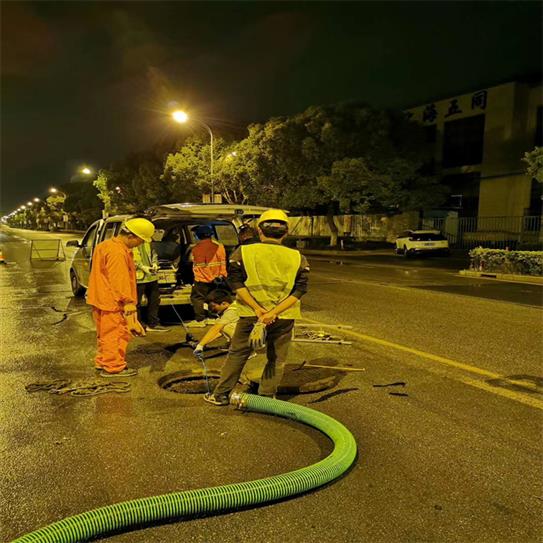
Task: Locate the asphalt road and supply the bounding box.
[1,227,542,543]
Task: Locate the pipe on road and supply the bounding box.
[12,394,357,543]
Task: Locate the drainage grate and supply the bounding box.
[159,371,220,394]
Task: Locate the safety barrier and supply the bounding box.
[29,239,66,261]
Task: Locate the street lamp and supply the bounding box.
[171,110,215,202]
[80,167,92,175]
[33,198,40,202]
[49,187,66,198]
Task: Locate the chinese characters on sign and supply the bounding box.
[416,90,488,123]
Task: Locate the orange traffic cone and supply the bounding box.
[0,250,5,265]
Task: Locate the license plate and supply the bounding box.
[424,242,435,246]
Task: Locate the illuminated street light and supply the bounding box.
[33,198,40,202]
[171,110,215,201]
[81,167,92,175]
[26,202,33,206]
[172,110,188,124]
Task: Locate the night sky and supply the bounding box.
[1,1,542,215]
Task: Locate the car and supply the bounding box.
[394,230,450,257]
[66,204,273,305]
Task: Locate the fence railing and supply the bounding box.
[422,215,542,249]
[288,213,543,250]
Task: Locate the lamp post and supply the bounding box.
[172,110,215,203]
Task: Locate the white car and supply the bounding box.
[395,230,450,257]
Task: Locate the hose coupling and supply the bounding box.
[230,391,249,410]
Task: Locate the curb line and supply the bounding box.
[459,269,543,285]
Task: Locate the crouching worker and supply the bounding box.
[203,209,310,406]
[87,218,155,377]
[192,289,238,354]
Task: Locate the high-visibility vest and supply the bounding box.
[133,242,158,283]
[238,243,301,319]
[192,239,227,283]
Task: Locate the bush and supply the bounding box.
[469,248,543,276]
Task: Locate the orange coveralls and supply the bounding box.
[87,237,137,373]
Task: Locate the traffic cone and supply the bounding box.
[0,250,5,265]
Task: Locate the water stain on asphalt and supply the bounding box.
[309,387,359,403]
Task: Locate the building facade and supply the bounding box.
[406,80,542,219]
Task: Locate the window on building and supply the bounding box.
[442,114,485,168]
[535,106,543,147]
[442,172,481,223]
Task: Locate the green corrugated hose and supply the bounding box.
[12,393,357,543]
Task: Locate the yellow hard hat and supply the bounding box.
[124,218,155,243]
[257,209,289,225]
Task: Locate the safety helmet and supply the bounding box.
[124,218,155,243]
[193,224,214,239]
[256,209,289,226]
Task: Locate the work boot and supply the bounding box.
[99,368,138,378]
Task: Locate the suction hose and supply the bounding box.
[13,393,357,543]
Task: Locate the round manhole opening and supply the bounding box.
[159,371,220,394]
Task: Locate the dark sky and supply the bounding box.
[1,1,542,215]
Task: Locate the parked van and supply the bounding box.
[66,204,272,305]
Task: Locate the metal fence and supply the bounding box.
[422,215,543,250]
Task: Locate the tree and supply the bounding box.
[237,103,445,245]
[63,181,102,228]
[523,147,543,183]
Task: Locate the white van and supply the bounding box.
[66,204,272,305]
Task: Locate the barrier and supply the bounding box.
[29,239,66,261]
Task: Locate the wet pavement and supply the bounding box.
[1,227,542,542]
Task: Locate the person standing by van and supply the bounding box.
[188,225,227,327]
[87,218,155,377]
[133,241,168,332]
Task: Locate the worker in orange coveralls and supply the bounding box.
[87,218,155,377]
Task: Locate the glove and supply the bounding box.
[126,312,146,337]
[193,344,204,358]
[123,303,137,317]
[249,322,267,350]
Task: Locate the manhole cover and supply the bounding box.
[159,371,220,394]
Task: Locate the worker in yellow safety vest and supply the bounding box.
[204,209,310,405]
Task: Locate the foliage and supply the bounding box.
[469,247,543,276]
[235,103,446,213]
[523,147,543,183]
[63,181,102,226]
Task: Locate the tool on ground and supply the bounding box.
[25,379,131,397]
[293,329,352,345]
[249,322,267,350]
[170,303,197,347]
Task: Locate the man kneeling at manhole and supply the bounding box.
[203,209,310,406]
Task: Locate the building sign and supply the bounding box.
[410,89,489,124]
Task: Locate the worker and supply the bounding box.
[192,289,239,353]
[87,217,155,377]
[204,209,309,405]
[188,224,227,327]
[237,223,258,246]
[133,241,168,332]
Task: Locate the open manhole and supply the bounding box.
[159,370,221,394]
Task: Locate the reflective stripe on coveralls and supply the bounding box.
[238,243,302,319]
[192,239,227,283]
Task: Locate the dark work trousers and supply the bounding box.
[190,281,215,321]
[137,281,160,327]
[213,317,295,397]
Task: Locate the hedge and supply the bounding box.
[469,248,543,276]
